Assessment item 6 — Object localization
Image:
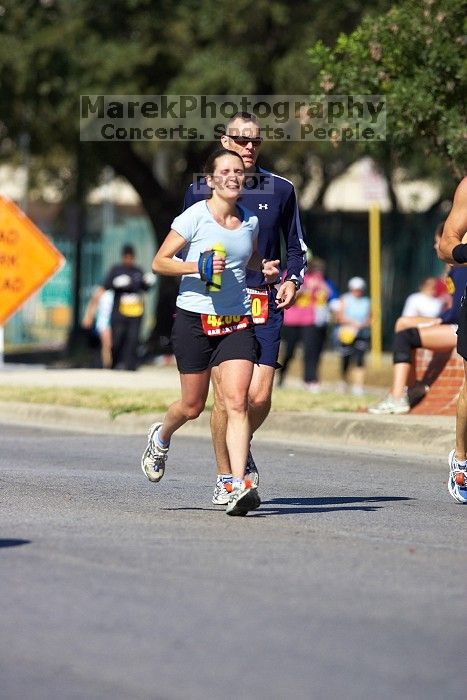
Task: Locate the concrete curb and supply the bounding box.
[3,401,455,459]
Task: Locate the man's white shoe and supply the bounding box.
[212,478,232,505]
[245,449,259,487]
[141,423,169,483]
[448,449,467,504]
[368,393,410,415]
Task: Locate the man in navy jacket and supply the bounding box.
[183,112,307,504]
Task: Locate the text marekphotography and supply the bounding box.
[80,95,386,142]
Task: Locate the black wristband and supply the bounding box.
[284,277,300,290]
[452,244,467,264]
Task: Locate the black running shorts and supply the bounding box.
[171,307,259,373]
[457,294,467,360]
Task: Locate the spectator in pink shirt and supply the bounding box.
[278,256,338,392]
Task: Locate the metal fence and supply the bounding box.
[302,209,445,346]
[4,207,445,352]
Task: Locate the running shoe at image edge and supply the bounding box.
[448,449,467,504]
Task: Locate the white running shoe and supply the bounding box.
[245,449,259,487]
[141,423,169,483]
[448,449,467,504]
[368,393,410,415]
[212,478,233,505]
[225,480,261,516]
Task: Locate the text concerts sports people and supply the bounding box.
[184,112,307,505]
[438,176,467,504]
[141,149,279,516]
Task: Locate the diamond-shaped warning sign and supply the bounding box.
[0,196,65,325]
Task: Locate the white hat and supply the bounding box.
[348,276,366,290]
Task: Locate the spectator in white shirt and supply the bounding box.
[401,277,443,319]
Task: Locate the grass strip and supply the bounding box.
[0,384,373,417]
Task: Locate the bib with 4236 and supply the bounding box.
[200,288,269,336]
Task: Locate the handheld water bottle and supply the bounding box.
[207,242,226,292]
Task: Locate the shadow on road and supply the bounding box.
[254,495,412,516]
[164,496,412,516]
[0,539,31,548]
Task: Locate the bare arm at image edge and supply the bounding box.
[439,177,467,264]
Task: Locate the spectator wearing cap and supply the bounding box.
[333,277,371,395]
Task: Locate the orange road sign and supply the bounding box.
[0,196,65,325]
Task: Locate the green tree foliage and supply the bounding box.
[308,0,466,179]
[0,0,392,345]
[0,0,393,224]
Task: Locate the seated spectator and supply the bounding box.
[401,277,443,319]
[369,233,467,415]
[396,222,450,333]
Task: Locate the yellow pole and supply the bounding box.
[369,204,382,368]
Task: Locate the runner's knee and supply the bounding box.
[224,393,249,414]
[181,399,205,420]
[393,328,422,364]
[248,392,271,412]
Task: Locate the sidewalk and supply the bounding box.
[0,364,455,459]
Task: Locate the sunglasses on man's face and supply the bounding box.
[226,134,263,147]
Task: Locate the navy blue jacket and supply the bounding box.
[183,166,307,289]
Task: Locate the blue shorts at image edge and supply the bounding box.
[254,288,283,367]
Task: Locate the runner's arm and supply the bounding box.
[439,178,467,264]
[152,230,224,277]
[280,187,307,286]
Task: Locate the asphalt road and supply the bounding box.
[1,425,465,700]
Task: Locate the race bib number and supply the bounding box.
[247,287,269,325]
[200,314,250,336]
[119,293,144,317]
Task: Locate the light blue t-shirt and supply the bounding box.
[341,292,371,324]
[172,200,259,315]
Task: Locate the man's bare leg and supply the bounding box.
[247,363,275,433]
[448,360,467,503]
[455,363,467,462]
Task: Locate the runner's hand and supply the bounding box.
[262,259,280,284]
[212,255,226,273]
[198,250,225,282]
[275,280,298,309]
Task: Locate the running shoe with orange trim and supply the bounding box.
[225,480,261,516]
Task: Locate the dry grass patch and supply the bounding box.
[0,383,375,417]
